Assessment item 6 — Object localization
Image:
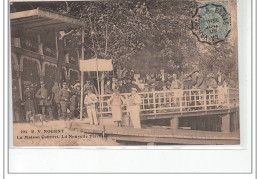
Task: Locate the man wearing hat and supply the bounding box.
[154,78,163,91]
[24,82,35,122]
[52,81,61,119]
[60,82,71,120]
[83,79,98,95]
[131,79,141,92]
[170,74,181,90]
[190,70,205,89]
[69,87,79,120]
[127,87,142,128]
[120,79,129,93]
[104,80,113,94]
[35,81,48,115]
[111,78,117,91]
[73,79,81,90]
[84,89,98,125]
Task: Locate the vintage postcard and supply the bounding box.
[10,0,239,146]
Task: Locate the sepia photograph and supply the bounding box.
[10,0,239,146]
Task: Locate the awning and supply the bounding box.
[79,59,113,72]
[11,8,85,31]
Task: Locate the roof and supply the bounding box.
[11,8,85,31]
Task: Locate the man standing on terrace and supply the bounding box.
[128,88,142,128]
[84,89,98,125]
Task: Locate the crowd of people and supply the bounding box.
[13,69,236,129]
[104,69,235,94]
[21,81,81,123]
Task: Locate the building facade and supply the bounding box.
[11,8,84,100]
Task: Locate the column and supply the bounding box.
[55,31,59,58]
[37,34,43,55]
[170,117,179,129]
[80,29,85,120]
[221,113,230,133]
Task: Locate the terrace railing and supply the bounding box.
[95,88,239,118]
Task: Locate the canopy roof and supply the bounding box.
[11,8,85,32]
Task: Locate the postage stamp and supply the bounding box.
[191,2,231,45]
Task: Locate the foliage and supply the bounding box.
[11,0,238,81]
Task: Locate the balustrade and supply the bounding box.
[91,88,239,118]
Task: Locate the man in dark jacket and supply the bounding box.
[131,79,141,92]
[52,81,61,119]
[83,79,98,95]
[69,88,79,120]
[104,80,113,94]
[35,82,48,115]
[60,82,71,120]
[35,81,53,120]
[24,84,35,122]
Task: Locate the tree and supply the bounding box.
[12,0,238,86]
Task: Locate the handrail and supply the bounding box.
[95,88,239,118]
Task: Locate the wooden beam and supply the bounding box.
[17,20,66,29]
[29,23,78,32]
[37,8,84,26]
[108,135,240,145]
[12,17,47,26]
[11,8,84,26]
[11,9,39,20]
[70,122,239,140]
[141,109,233,120]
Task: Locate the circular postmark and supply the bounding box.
[191,3,231,45]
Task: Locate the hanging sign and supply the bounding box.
[79,59,113,72]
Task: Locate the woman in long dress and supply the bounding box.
[107,89,126,124]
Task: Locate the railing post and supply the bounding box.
[204,90,207,111]
[179,90,183,112]
[227,88,230,109]
[214,89,218,108]
[153,91,156,114]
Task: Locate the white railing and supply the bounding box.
[91,88,239,118]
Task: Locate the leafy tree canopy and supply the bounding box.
[11,0,238,82]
